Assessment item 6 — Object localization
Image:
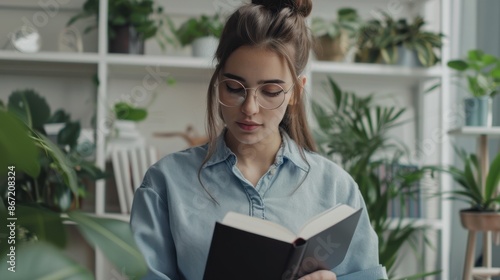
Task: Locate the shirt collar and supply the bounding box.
[204,128,310,172]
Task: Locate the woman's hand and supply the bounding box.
[298,270,336,280]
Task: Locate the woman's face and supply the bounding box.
[218,45,299,146]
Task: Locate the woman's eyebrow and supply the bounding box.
[222,73,285,84]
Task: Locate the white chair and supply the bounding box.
[111,145,158,214]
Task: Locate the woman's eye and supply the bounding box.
[225,81,245,94]
[260,85,284,97]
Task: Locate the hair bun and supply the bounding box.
[252,0,312,17]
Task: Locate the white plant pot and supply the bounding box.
[192,36,219,58]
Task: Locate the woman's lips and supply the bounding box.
[237,122,261,131]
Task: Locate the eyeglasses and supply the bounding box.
[215,79,295,110]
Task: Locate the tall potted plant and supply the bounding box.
[447,49,500,126]
[68,0,172,54]
[311,8,361,62]
[0,90,147,278]
[312,78,439,278]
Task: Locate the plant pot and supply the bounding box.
[192,36,218,58]
[109,25,145,54]
[313,33,349,62]
[397,46,422,67]
[354,47,381,64]
[460,210,500,231]
[464,96,492,126]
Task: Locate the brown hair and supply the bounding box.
[200,0,316,202]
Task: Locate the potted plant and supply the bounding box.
[427,148,500,215]
[355,13,443,67]
[393,16,443,67]
[312,77,440,279]
[67,0,172,54]
[354,19,385,63]
[425,148,500,278]
[447,49,500,126]
[0,90,147,278]
[311,8,361,62]
[168,14,224,57]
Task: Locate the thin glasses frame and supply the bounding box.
[215,78,295,110]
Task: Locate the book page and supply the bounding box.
[222,212,296,243]
[298,204,358,240]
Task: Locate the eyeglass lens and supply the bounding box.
[217,79,286,109]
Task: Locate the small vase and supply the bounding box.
[464,96,492,126]
[397,46,422,67]
[109,25,145,54]
[192,36,219,58]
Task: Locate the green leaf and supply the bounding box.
[481,54,498,66]
[47,109,71,123]
[8,89,51,131]
[15,205,66,248]
[0,110,40,178]
[57,121,81,149]
[484,152,500,203]
[114,102,148,121]
[36,133,79,204]
[468,49,483,61]
[0,242,92,280]
[68,212,148,279]
[447,60,468,71]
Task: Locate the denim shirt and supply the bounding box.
[130,131,387,280]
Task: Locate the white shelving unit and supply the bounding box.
[0,0,455,279]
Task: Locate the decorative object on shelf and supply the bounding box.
[311,8,361,62]
[312,77,438,279]
[58,26,83,53]
[0,106,148,278]
[355,13,443,67]
[393,16,443,67]
[354,18,385,64]
[167,14,224,57]
[447,49,500,127]
[9,25,42,53]
[67,0,172,54]
[154,124,208,147]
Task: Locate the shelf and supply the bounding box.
[0,50,99,76]
[310,61,442,87]
[106,54,215,82]
[448,126,500,137]
[388,218,443,230]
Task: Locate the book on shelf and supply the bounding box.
[203,204,362,280]
[377,163,422,218]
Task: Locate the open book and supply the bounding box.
[203,204,362,280]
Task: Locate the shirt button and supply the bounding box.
[269,168,276,176]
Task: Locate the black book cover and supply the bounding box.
[203,206,362,280]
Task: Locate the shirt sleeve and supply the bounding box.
[334,188,388,280]
[130,178,180,280]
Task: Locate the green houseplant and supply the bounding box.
[67,0,171,54]
[312,78,439,279]
[427,148,500,212]
[0,90,147,278]
[448,49,500,126]
[355,13,443,67]
[392,16,443,67]
[167,14,224,57]
[311,8,361,62]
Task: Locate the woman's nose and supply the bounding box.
[240,89,260,115]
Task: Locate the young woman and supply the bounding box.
[130,0,387,279]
